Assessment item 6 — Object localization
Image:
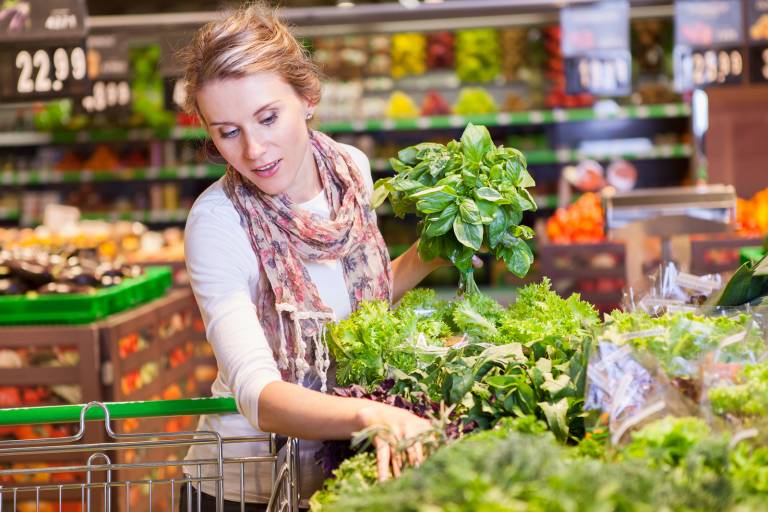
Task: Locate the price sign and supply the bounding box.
[561,1,631,96]
[0,0,87,42]
[675,47,745,89]
[0,0,89,101]
[747,1,768,83]
[0,42,89,101]
[674,0,745,91]
[565,52,631,96]
[81,80,131,113]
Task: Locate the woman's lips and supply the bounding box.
[251,159,282,178]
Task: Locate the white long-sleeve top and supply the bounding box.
[183,144,373,502]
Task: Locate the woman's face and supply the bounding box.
[196,72,318,203]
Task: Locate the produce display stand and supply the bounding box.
[0,287,219,510]
[0,398,298,512]
[538,241,626,312]
[690,235,766,275]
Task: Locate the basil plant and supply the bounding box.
[372,124,537,295]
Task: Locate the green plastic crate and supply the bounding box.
[0,266,173,325]
[740,246,766,266]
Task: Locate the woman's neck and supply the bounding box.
[286,140,323,204]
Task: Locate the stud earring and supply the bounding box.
[305,111,313,120]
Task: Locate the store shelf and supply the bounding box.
[371,143,692,172]
[318,103,691,134]
[0,208,19,221]
[0,103,690,147]
[0,165,225,186]
[79,209,190,224]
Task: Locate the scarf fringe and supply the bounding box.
[276,303,335,392]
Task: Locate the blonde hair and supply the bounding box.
[177,3,321,119]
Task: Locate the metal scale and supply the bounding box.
[603,184,737,287]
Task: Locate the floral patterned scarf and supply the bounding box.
[222,130,392,391]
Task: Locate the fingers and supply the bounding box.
[376,438,391,483]
[391,448,402,478]
[471,255,484,269]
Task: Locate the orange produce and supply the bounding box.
[546,193,605,244]
[737,189,768,236]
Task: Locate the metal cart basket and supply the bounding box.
[0,398,299,512]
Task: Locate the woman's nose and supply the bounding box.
[243,133,266,161]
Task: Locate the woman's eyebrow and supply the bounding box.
[209,100,281,126]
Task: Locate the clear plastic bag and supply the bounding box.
[624,262,723,316]
[585,340,698,446]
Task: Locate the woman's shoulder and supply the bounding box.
[185,179,251,255]
[338,143,373,194]
[186,179,241,229]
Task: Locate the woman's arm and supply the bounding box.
[390,242,442,304]
[391,242,483,303]
[259,380,430,480]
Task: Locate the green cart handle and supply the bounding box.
[0,397,238,426]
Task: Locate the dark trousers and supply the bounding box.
[179,484,268,512]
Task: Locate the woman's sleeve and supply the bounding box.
[185,203,282,431]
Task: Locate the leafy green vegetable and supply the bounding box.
[309,452,377,511]
[708,361,768,417]
[327,300,444,388]
[713,253,768,307]
[622,416,714,467]
[374,124,536,294]
[602,309,764,377]
[318,422,733,512]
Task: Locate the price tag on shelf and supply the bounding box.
[0,0,89,101]
[561,0,631,96]
[674,46,745,90]
[0,42,89,101]
[673,0,745,91]
[565,51,631,96]
[0,0,87,43]
[747,1,768,83]
[749,46,768,83]
[80,80,131,114]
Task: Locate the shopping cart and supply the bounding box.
[0,398,299,512]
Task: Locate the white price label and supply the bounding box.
[13,46,87,97]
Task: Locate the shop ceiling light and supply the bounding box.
[336,0,355,7]
[399,0,421,8]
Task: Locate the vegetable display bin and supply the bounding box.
[0,266,173,325]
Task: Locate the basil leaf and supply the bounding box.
[389,158,410,173]
[417,235,442,262]
[520,188,538,211]
[488,208,507,249]
[476,199,500,224]
[475,187,503,203]
[371,180,390,209]
[504,158,523,184]
[460,123,493,163]
[459,198,482,225]
[416,193,455,214]
[514,225,535,240]
[390,178,426,193]
[397,146,419,165]
[517,169,536,188]
[498,237,534,277]
[505,207,523,226]
[424,203,458,237]
[436,174,462,189]
[449,243,475,273]
[454,216,483,250]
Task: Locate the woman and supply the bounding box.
[177,4,459,509]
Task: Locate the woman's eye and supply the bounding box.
[261,114,277,126]
[220,128,239,139]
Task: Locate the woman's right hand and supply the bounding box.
[355,402,432,482]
